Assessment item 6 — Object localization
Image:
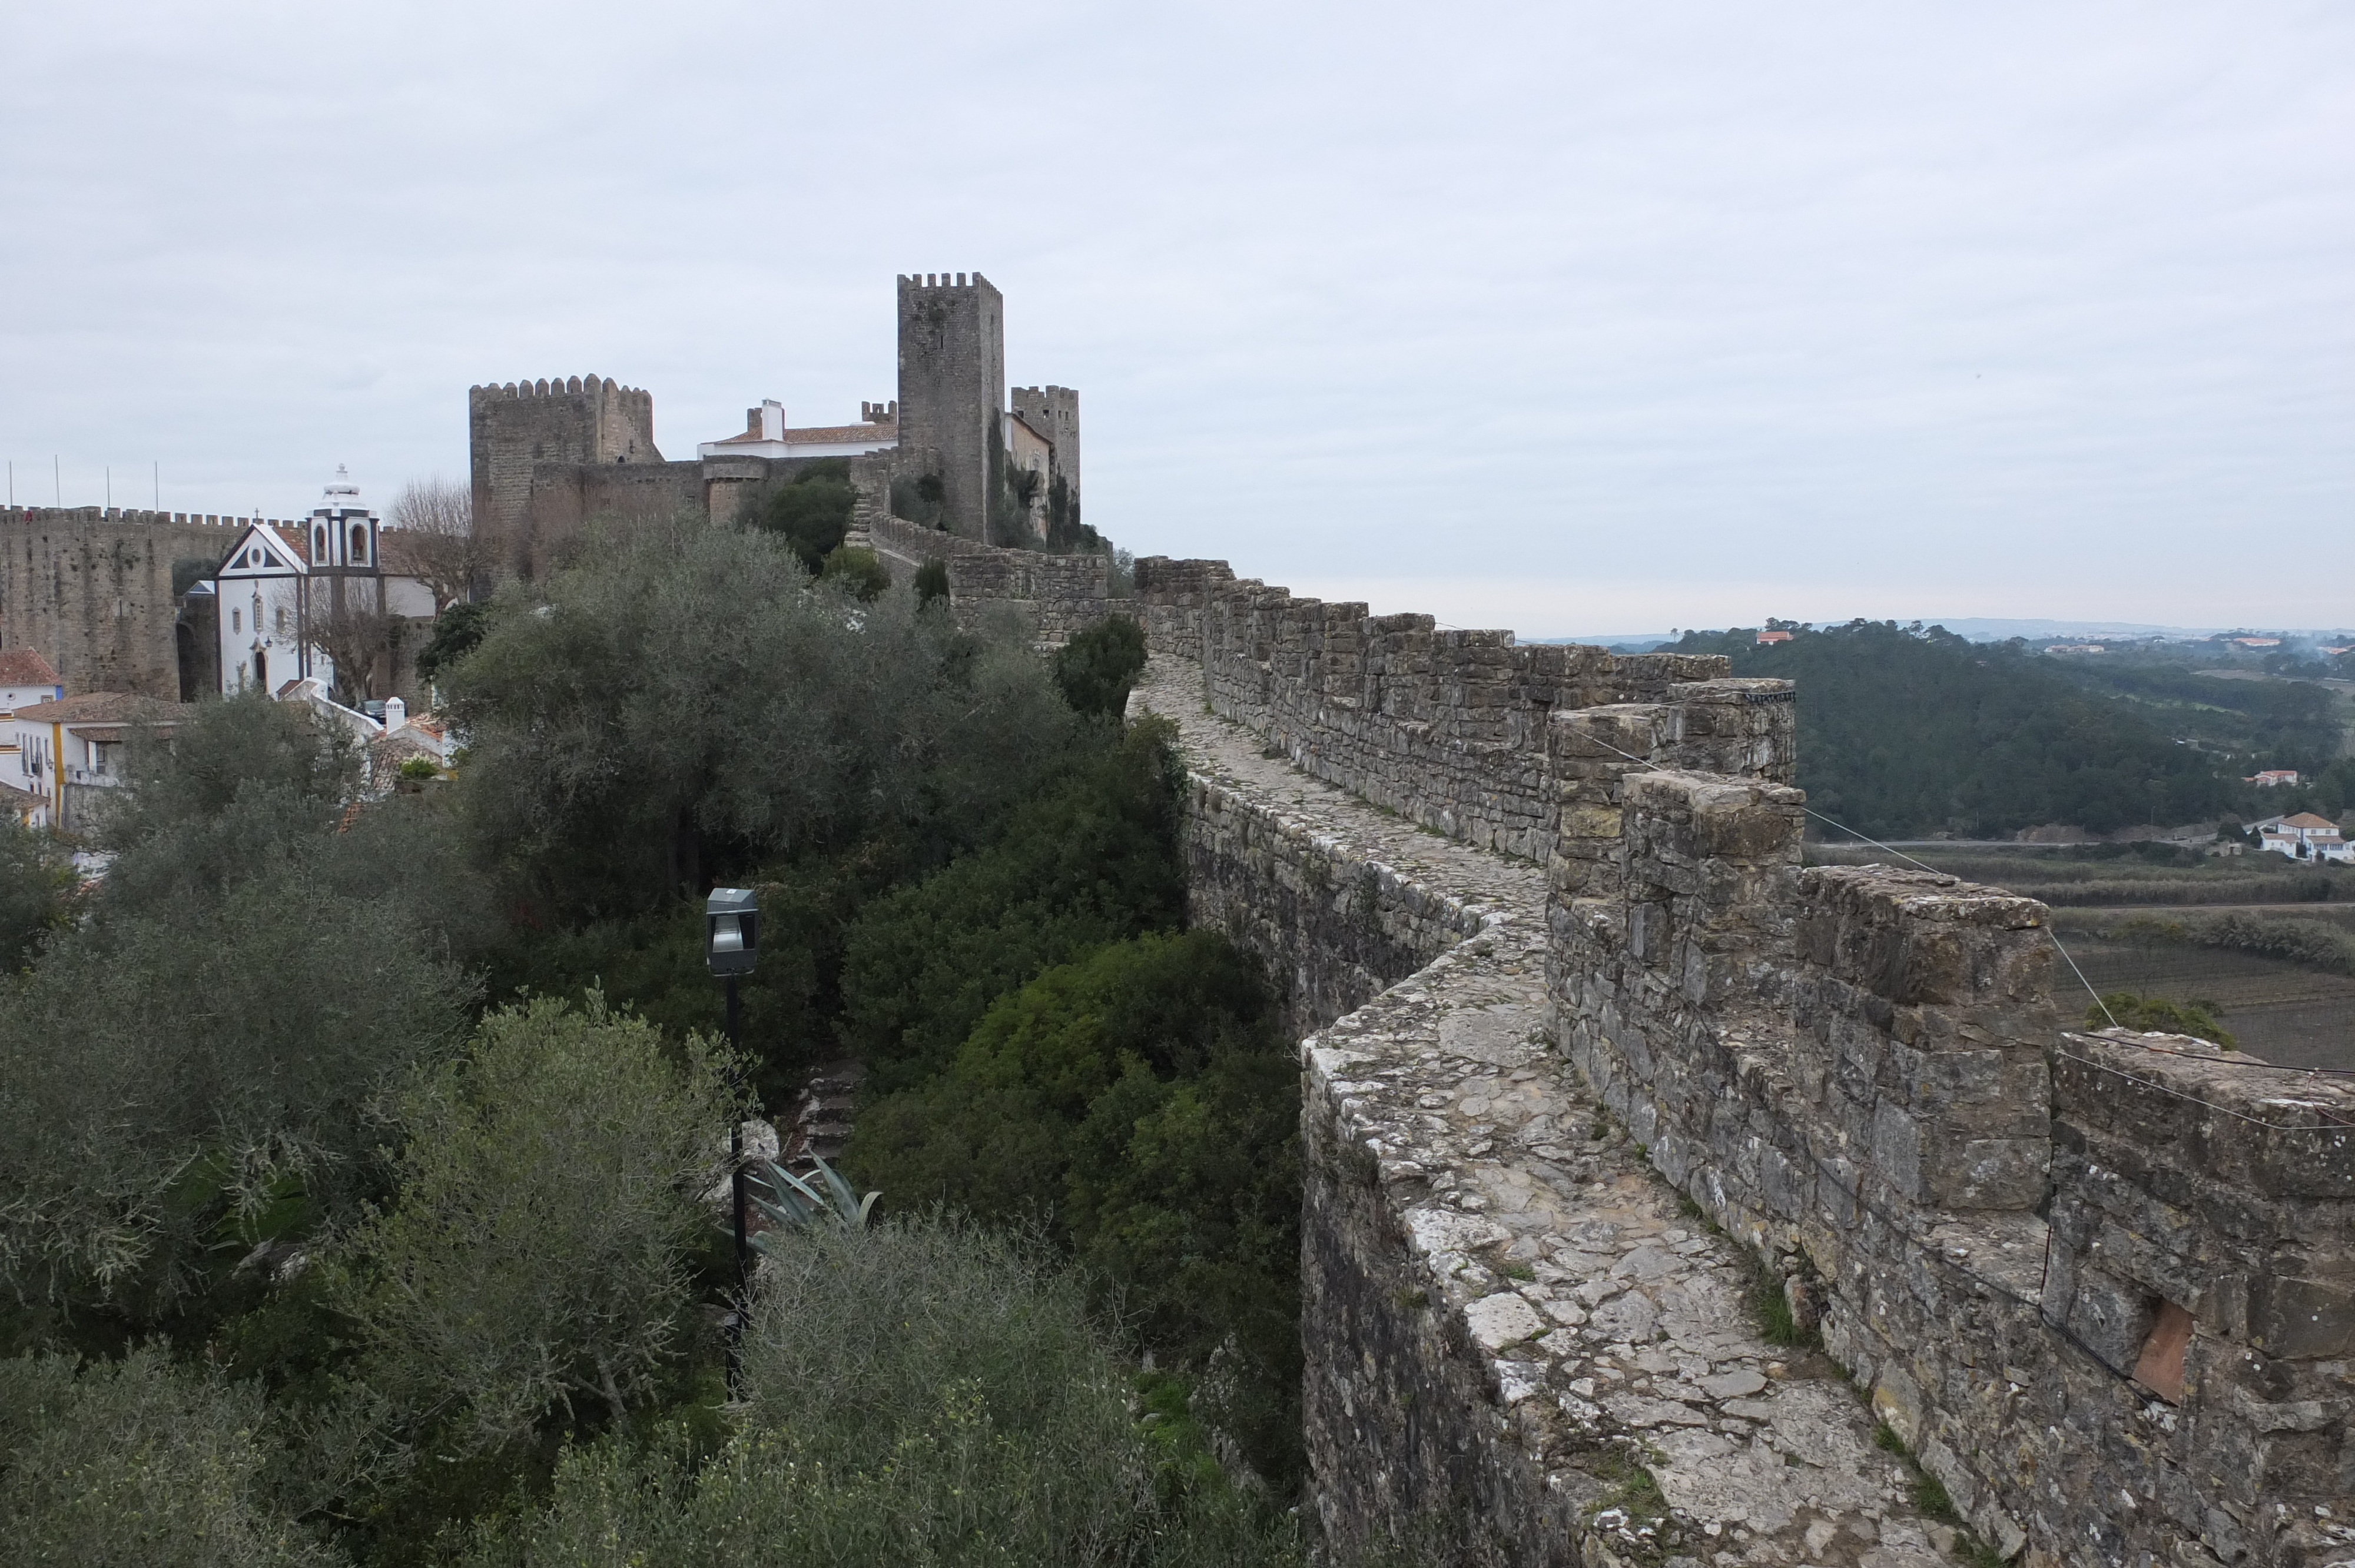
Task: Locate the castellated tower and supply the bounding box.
[895,274,1004,542]
[1010,386,1080,504]
[467,375,661,543]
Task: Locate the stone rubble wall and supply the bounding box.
[848,460,1115,644]
[1135,656,1959,1568]
[1135,557,1754,862]
[1132,612,2351,1568]
[1548,752,2354,1568]
[1,507,250,696]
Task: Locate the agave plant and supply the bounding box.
[744,1155,878,1251]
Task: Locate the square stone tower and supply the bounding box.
[467,375,661,542]
[895,274,1004,542]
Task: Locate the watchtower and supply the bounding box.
[466,375,661,542]
[1010,384,1081,512]
[895,274,1004,542]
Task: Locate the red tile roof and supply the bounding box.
[708,420,898,447]
[10,692,171,725]
[0,649,61,687]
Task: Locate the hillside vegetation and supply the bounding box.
[1669,622,2354,838]
[0,513,1308,1565]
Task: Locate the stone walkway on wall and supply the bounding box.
[1135,655,1952,1568]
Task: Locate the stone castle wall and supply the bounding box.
[850,456,1112,643]
[1122,558,2353,1568]
[467,374,660,544]
[1134,556,1767,861]
[0,506,250,696]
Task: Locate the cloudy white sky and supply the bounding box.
[3,2,2349,636]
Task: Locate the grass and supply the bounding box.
[1750,1261,1819,1351]
[1873,1420,2012,1566]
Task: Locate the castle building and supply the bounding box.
[468,273,1080,560]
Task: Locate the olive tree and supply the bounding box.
[449,510,1086,914]
[0,699,484,1314]
[0,1347,341,1568]
[336,994,737,1450]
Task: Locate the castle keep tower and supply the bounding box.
[467,376,660,542]
[895,274,1005,542]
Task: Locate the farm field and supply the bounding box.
[1806,843,2355,1071]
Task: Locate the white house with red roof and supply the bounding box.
[696,400,901,462]
[0,692,180,830]
[2251,812,2350,863]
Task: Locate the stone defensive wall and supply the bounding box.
[1123,557,2353,1568]
[1,506,258,696]
[847,453,1110,643]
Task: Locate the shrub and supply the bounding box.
[1054,616,1148,720]
[847,929,1303,1490]
[835,717,1186,1090]
[0,816,74,971]
[397,756,439,781]
[818,543,891,602]
[914,556,950,607]
[743,459,855,572]
[334,994,738,1451]
[2086,991,2235,1048]
[463,1217,1301,1567]
[0,1346,341,1567]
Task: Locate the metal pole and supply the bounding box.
[726,972,747,1392]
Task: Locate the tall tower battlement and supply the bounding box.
[467,374,661,542]
[895,273,1004,543]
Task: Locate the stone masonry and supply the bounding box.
[1133,656,1959,1568]
[1,506,257,696]
[1121,559,2354,1568]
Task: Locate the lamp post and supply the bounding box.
[705,886,759,1390]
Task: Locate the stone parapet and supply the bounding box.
[1130,558,1786,867]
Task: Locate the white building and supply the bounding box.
[0,693,178,831]
[696,400,901,461]
[2251,812,2351,863]
[204,470,436,699]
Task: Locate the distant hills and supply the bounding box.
[1541,618,2353,650]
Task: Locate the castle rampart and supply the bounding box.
[0,506,254,696]
[1119,557,2353,1567]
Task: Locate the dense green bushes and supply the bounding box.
[847,931,1303,1488]
[0,1347,340,1567]
[0,501,1306,1562]
[837,716,1189,1091]
[741,459,856,572]
[461,1220,1299,1568]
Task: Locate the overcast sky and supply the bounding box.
[4,2,2349,636]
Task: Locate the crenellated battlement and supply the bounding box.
[4,506,287,530]
[897,271,991,291]
[467,374,651,404]
[1113,552,2354,1568]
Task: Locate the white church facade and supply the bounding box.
[200,470,435,699]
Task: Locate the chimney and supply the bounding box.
[760,400,785,443]
[383,696,406,735]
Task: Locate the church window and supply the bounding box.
[316,525,327,558]
[231,609,241,633]
[276,606,288,635]
[351,524,368,562]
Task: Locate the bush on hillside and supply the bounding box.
[835,716,1187,1091]
[460,1217,1301,1568]
[1054,616,1149,720]
[742,459,856,573]
[847,929,1303,1490]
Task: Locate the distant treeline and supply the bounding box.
[1667,622,2353,839]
